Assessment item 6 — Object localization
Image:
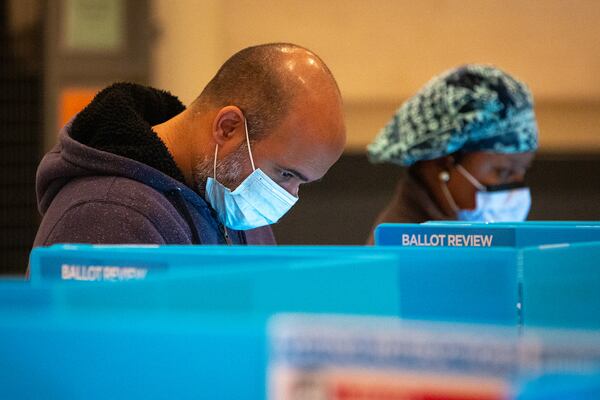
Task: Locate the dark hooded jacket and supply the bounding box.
[33,83,275,247]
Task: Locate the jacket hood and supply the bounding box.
[36,83,202,214]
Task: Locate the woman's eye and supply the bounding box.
[496,168,510,181]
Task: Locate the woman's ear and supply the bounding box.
[212,106,244,146]
[433,155,455,173]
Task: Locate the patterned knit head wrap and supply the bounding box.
[367,64,538,166]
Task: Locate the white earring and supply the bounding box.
[439,171,450,182]
[438,170,459,213]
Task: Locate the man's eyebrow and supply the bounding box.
[289,168,310,182]
[278,165,309,182]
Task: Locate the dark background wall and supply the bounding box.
[0,1,42,276]
[273,152,600,245]
[0,0,151,276]
[0,1,599,275]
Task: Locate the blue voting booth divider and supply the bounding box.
[516,372,600,400]
[28,244,397,284]
[25,257,402,317]
[1,302,599,400]
[26,224,600,329]
[268,314,600,400]
[3,254,402,399]
[521,241,600,330]
[2,223,600,399]
[28,244,520,325]
[424,221,600,227]
[375,222,600,247]
[0,303,268,400]
[372,221,600,329]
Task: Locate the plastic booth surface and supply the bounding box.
[521,241,600,330]
[27,235,600,330]
[29,244,521,326]
[2,234,599,399]
[1,256,400,400]
[19,257,401,317]
[0,309,267,400]
[2,310,599,400]
[269,314,600,400]
[375,222,600,247]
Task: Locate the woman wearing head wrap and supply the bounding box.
[367,64,538,243]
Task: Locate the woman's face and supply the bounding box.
[446,151,535,210]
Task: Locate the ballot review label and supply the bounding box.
[376,226,515,247]
[401,233,494,247]
[60,264,148,281]
[35,255,168,282]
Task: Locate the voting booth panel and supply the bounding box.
[27,238,600,329]
[8,257,402,317]
[1,309,599,400]
[375,222,600,247]
[56,257,401,317]
[6,237,600,399]
[268,314,600,400]
[391,247,518,325]
[29,244,399,283]
[0,312,267,400]
[424,221,600,227]
[521,242,600,330]
[515,372,600,400]
[373,223,600,329]
[28,244,521,325]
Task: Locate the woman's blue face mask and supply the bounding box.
[450,164,531,222]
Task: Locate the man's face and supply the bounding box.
[206,96,345,198]
[194,48,346,200]
[249,103,346,197]
[447,151,535,210]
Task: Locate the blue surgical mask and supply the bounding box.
[451,164,531,222]
[205,118,298,230]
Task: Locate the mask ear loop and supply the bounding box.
[243,117,256,172]
[439,171,460,213]
[213,114,255,179]
[212,139,230,241]
[456,164,486,191]
[213,144,218,179]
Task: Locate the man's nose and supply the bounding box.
[289,184,300,198]
[281,182,300,197]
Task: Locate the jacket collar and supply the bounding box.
[69,82,186,183]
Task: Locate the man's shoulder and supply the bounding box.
[50,175,189,228]
[60,175,170,208]
[35,175,192,246]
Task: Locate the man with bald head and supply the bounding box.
[33,43,346,247]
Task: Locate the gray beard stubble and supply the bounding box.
[193,141,249,192]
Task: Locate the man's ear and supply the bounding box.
[212,106,244,146]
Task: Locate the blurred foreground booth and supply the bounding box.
[1,222,599,399]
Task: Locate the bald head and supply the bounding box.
[161,43,347,200]
[192,43,342,141]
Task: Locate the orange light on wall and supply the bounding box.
[59,87,100,128]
